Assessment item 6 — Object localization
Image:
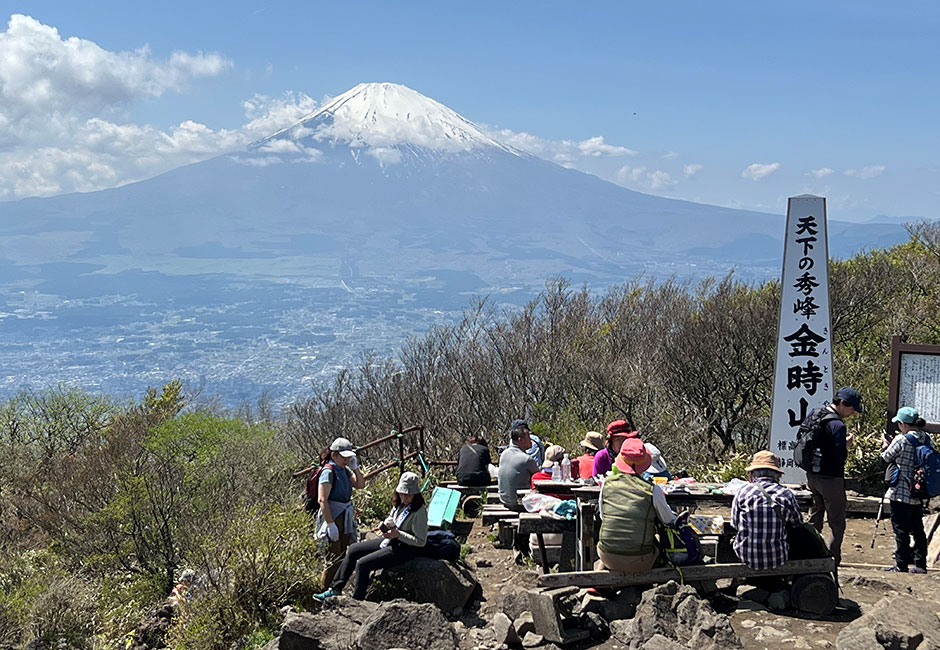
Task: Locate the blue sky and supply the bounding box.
[2,1,938,220]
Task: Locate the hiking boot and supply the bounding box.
[910,566,927,574]
[883,566,907,573]
[314,588,339,602]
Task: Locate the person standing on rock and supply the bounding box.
[802,386,862,566]
[497,421,540,511]
[881,406,933,573]
[315,471,427,602]
[731,451,803,570]
[315,437,366,587]
[596,439,676,572]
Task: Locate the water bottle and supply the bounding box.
[551,462,561,481]
[561,454,572,482]
[812,448,822,474]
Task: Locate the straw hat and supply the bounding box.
[744,450,783,474]
[614,439,652,475]
[580,431,604,452]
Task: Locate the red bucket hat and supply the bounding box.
[606,419,639,439]
[614,439,652,475]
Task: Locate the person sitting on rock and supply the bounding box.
[597,439,676,572]
[731,451,802,570]
[497,421,540,511]
[456,434,493,487]
[315,471,428,602]
[576,431,604,480]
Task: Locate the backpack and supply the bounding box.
[303,463,331,513]
[906,433,940,499]
[421,529,461,561]
[657,513,704,567]
[793,408,841,471]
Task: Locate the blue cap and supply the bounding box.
[835,387,863,413]
[892,406,919,424]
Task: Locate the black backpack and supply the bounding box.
[421,530,461,561]
[793,407,841,471]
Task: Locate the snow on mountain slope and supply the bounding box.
[250,82,521,158]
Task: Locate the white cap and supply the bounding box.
[330,437,356,457]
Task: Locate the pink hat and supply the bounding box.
[606,420,639,439]
[614,439,652,475]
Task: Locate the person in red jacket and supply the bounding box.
[576,431,604,480]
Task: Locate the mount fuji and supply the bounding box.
[0,82,908,404]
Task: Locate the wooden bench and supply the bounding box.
[536,557,838,615]
[482,505,522,525]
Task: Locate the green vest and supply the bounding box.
[598,474,657,556]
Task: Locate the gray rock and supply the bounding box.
[496,585,533,620]
[521,631,544,648]
[355,600,458,650]
[579,611,610,640]
[836,595,940,650]
[514,611,536,638]
[260,640,279,650]
[379,557,479,613]
[579,587,642,621]
[610,618,634,642]
[631,580,741,650]
[737,586,770,604]
[493,612,520,646]
[279,600,378,650]
[639,634,686,650]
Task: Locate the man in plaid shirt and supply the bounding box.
[732,451,803,569]
[881,406,933,573]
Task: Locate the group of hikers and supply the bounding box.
[301,384,933,604]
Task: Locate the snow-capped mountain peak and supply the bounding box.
[252,82,519,156]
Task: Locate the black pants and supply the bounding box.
[330,537,419,600]
[890,500,927,570]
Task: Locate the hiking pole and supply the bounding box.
[870,494,885,548]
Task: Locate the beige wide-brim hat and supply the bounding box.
[541,444,566,469]
[580,431,604,452]
[745,450,783,474]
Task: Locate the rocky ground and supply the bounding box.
[207,509,940,650]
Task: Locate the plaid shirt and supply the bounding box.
[883,430,934,505]
[731,478,802,569]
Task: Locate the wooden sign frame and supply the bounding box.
[887,335,940,434]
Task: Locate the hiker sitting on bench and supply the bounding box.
[456,434,493,487]
[597,439,676,573]
[731,451,802,572]
[498,422,540,512]
[315,472,428,602]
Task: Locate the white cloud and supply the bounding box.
[810,167,833,178]
[484,128,635,162]
[844,165,886,179]
[741,162,780,181]
[0,14,231,119]
[366,146,402,165]
[616,165,676,191]
[683,163,703,177]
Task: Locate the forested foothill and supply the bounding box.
[1,222,939,649]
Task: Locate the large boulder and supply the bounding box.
[630,581,741,650]
[355,600,458,650]
[836,595,940,650]
[277,599,378,650]
[379,557,479,614]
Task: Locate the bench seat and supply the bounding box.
[536,557,835,588]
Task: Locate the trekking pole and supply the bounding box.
[870,494,885,548]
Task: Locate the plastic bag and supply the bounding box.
[522,492,562,513]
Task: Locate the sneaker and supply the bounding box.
[910,567,927,574]
[314,588,339,602]
[883,566,907,573]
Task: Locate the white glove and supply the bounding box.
[347,454,359,470]
[384,517,397,529]
[326,522,339,542]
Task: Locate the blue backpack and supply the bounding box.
[906,433,940,499]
